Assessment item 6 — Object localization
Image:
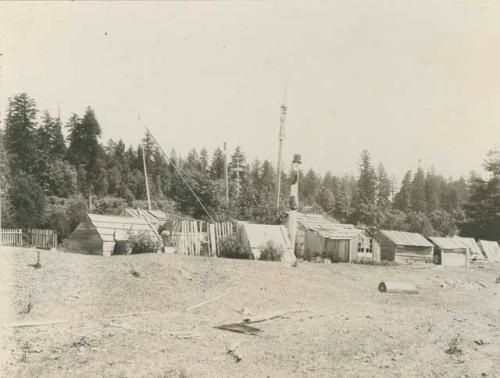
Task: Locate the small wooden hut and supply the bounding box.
[378,230,434,264]
[67,213,158,256]
[428,237,468,266]
[294,213,380,262]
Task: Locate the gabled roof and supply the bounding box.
[296,213,363,240]
[428,237,467,250]
[88,213,157,243]
[380,230,433,247]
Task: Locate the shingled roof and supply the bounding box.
[379,230,433,247]
[297,213,364,240]
[428,237,467,250]
[88,213,157,242]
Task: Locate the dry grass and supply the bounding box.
[1,247,499,377]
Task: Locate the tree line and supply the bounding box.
[1,93,499,242]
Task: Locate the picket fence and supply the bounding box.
[0,228,57,249]
[0,228,23,246]
[26,229,58,249]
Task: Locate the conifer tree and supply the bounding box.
[394,171,413,213]
[376,163,392,210]
[411,167,427,212]
[357,150,377,206]
[5,93,38,175]
[66,107,102,194]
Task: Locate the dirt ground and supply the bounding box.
[0,247,499,378]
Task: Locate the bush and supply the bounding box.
[258,240,284,261]
[128,231,160,254]
[218,233,250,259]
[352,258,397,266]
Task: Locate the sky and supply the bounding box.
[1,1,500,183]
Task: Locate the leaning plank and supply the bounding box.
[185,292,229,311]
[378,281,418,294]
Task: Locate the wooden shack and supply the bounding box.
[67,213,158,256]
[428,237,468,266]
[378,230,434,264]
[295,213,380,262]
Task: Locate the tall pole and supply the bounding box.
[0,176,2,230]
[142,142,152,211]
[288,154,302,254]
[224,142,229,203]
[276,88,287,210]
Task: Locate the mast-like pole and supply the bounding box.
[288,154,302,252]
[142,142,152,211]
[224,142,229,203]
[276,98,287,210]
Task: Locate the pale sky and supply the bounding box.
[1,1,500,182]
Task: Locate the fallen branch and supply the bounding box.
[185,292,229,311]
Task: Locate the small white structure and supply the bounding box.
[452,236,484,261]
[478,240,500,262]
[428,237,468,266]
[239,222,295,263]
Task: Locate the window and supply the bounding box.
[357,237,373,253]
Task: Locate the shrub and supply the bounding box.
[258,240,284,261]
[218,233,250,259]
[128,231,160,254]
[352,258,397,266]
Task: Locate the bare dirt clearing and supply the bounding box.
[1,247,500,377]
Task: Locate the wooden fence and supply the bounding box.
[0,228,23,247]
[170,220,235,257]
[208,222,235,256]
[0,228,57,249]
[25,229,58,249]
[173,220,206,256]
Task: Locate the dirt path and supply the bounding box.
[1,247,499,377]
